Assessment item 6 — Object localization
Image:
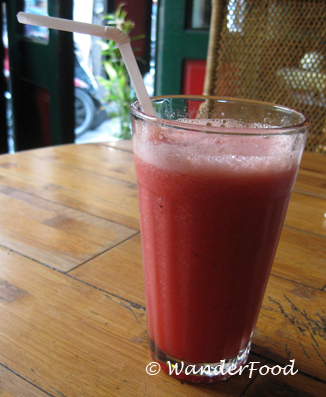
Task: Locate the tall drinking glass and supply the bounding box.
[131,96,309,383]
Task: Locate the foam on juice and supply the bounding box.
[133,118,302,179]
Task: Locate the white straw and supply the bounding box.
[17,12,155,116]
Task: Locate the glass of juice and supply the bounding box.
[131,96,309,383]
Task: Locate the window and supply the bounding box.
[24,0,49,42]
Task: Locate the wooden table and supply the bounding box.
[0,141,325,397]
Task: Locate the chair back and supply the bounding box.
[205,0,326,154]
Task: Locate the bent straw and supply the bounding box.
[17,12,156,116]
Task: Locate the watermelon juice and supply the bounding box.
[131,97,309,382]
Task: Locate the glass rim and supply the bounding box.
[131,95,310,136]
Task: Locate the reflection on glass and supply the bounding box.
[191,0,211,29]
[24,0,49,42]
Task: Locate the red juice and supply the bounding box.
[131,97,308,382]
[134,132,299,358]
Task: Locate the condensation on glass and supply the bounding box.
[24,0,49,43]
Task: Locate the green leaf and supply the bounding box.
[104,62,118,80]
[98,3,142,139]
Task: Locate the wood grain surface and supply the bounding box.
[0,141,325,396]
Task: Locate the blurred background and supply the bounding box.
[3,1,324,154]
[1,0,160,151]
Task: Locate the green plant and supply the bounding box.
[98,4,143,139]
